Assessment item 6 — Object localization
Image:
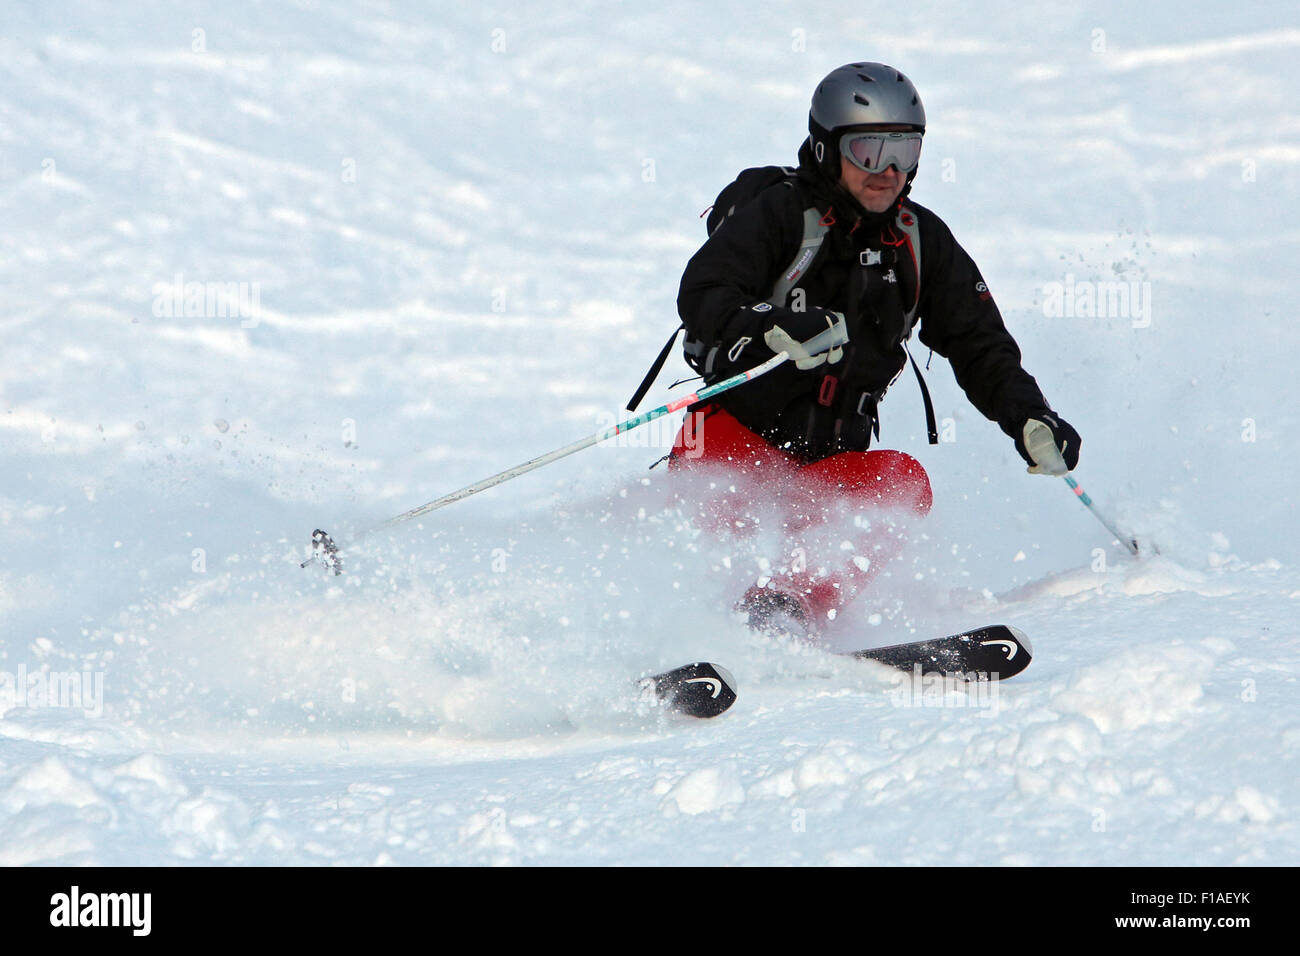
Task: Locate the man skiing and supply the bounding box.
[668,62,1080,633]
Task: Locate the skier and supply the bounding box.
[668,62,1080,633]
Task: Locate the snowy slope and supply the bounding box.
[1,0,1297,865]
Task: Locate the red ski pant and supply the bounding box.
[669,405,932,622]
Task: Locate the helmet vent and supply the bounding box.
[853,93,871,107]
[855,72,876,83]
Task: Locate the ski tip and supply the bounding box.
[850,623,1033,681]
[304,528,344,575]
[711,663,737,695]
[1005,624,1033,657]
[979,624,1033,680]
[643,661,738,719]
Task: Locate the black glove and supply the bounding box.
[760,306,848,370]
[1014,412,1080,475]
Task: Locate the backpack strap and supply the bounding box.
[625,322,685,412]
[895,204,922,339]
[892,205,936,443]
[767,207,830,308]
[692,203,830,377]
[627,201,916,420]
[907,344,938,444]
[686,203,828,379]
[630,196,827,410]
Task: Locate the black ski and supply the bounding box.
[847,624,1032,681]
[640,662,738,718]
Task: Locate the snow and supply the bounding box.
[2,0,1297,865]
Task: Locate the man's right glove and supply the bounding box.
[1015,412,1081,475]
[762,307,848,370]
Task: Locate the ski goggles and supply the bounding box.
[839,130,923,174]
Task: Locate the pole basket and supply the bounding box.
[301,528,343,575]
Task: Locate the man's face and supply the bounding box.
[838,154,907,214]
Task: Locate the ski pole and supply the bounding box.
[301,349,793,574]
[1062,475,1140,556]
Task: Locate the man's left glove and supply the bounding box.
[1014,412,1080,475]
[762,307,848,370]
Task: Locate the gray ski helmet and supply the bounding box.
[808,63,926,179]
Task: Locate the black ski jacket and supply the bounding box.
[677,142,1053,461]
